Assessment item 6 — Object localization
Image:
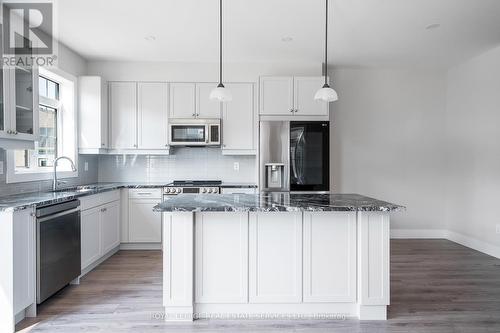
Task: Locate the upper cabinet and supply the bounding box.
[222,83,256,155]
[109,82,137,150]
[78,76,108,154]
[137,82,168,150]
[259,76,328,119]
[170,82,221,119]
[0,66,39,149]
[109,81,169,153]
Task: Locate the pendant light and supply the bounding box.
[314,0,338,102]
[210,0,232,101]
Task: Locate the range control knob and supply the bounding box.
[207,188,213,193]
[213,187,219,193]
[176,188,182,193]
[201,188,207,193]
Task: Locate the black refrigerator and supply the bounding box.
[289,121,330,192]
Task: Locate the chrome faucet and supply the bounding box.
[52,156,77,191]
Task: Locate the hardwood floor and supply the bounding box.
[17,240,500,333]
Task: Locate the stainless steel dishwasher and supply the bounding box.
[36,199,81,304]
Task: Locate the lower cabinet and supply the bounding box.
[81,198,120,271]
[128,199,162,243]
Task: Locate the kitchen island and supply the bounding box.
[154,193,403,321]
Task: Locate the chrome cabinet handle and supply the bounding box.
[192,113,196,117]
[294,109,298,113]
[101,143,105,147]
[101,207,107,212]
[290,109,294,113]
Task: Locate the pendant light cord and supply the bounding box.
[324,0,328,86]
[219,0,223,86]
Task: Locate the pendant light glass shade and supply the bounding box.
[314,84,338,102]
[315,0,338,103]
[211,0,231,102]
[210,83,232,101]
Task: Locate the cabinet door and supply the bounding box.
[81,207,101,270]
[11,66,39,141]
[169,83,196,119]
[222,83,255,152]
[249,212,302,303]
[79,76,108,149]
[0,64,8,138]
[13,208,35,314]
[293,77,328,116]
[196,83,221,118]
[138,82,168,149]
[259,77,294,115]
[109,82,137,149]
[100,201,120,255]
[128,199,162,243]
[303,212,356,302]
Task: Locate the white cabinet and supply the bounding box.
[0,66,39,149]
[79,191,121,271]
[78,76,108,153]
[195,212,248,303]
[100,201,120,254]
[138,82,168,149]
[293,77,328,116]
[169,83,196,119]
[222,83,256,154]
[109,82,169,153]
[13,208,35,315]
[196,83,221,118]
[303,212,356,302]
[81,207,101,270]
[259,77,294,116]
[249,212,302,303]
[170,82,221,119]
[109,82,137,149]
[259,76,328,118]
[127,189,162,243]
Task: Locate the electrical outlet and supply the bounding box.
[0,161,3,175]
[233,162,240,171]
[84,161,89,171]
[496,224,500,234]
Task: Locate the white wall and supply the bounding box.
[329,68,448,231]
[444,45,500,249]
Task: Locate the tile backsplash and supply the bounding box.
[0,149,99,197]
[98,148,257,183]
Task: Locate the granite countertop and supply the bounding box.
[0,182,259,212]
[153,193,404,213]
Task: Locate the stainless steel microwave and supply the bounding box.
[168,118,221,146]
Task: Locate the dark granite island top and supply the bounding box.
[153,193,404,213]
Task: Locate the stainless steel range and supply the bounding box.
[164,180,222,197]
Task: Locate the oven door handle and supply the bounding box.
[37,207,81,223]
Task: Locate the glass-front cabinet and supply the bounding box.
[0,34,39,147]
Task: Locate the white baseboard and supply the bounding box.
[391,228,500,259]
[120,242,162,250]
[446,230,500,259]
[390,229,447,239]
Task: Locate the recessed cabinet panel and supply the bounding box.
[81,207,101,270]
[100,201,120,254]
[293,77,328,116]
[222,83,255,152]
[169,83,196,119]
[129,199,162,243]
[249,212,302,303]
[195,212,249,303]
[259,77,294,115]
[109,82,137,149]
[138,82,168,149]
[196,83,221,118]
[303,212,356,302]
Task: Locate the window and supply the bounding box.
[7,67,78,183]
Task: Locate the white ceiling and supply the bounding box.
[57,0,500,68]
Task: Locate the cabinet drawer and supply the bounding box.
[128,188,162,199]
[221,187,256,195]
[80,190,120,211]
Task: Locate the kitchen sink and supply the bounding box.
[53,185,99,193]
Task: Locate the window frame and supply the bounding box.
[6,67,78,183]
